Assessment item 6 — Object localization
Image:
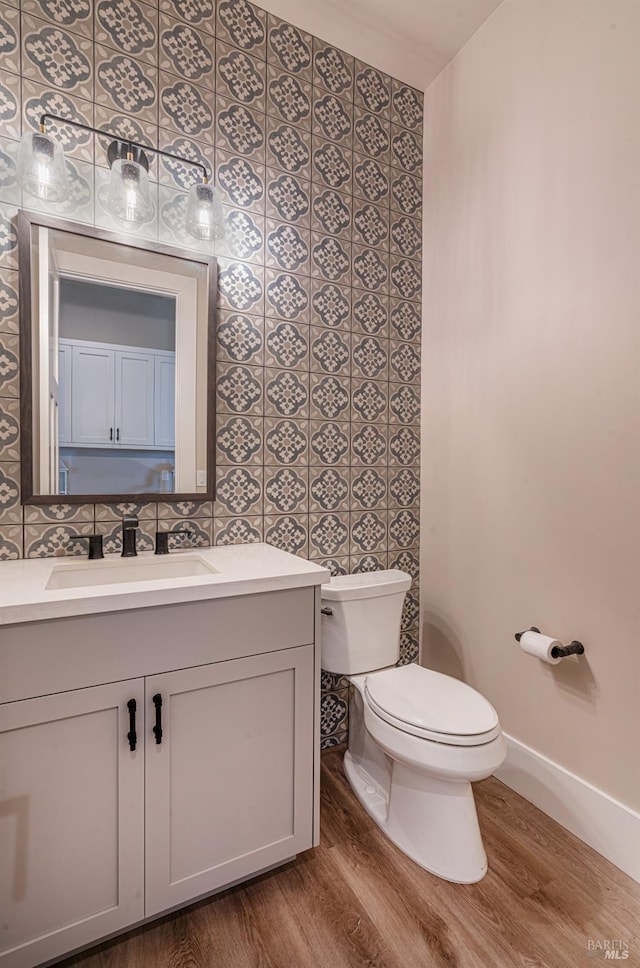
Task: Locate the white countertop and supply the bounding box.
[0,544,331,626]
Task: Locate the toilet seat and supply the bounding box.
[364,664,501,747]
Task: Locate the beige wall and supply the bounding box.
[255,0,503,90]
[420,0,640,809]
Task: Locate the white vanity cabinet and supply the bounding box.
[145,645,313,915]
[0,571,324,968]
[0,681,145,968]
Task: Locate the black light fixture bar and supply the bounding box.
[40,113,210,183]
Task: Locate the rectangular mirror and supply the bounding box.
[18,211,217,504]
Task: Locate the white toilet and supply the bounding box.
[321,569,506,884]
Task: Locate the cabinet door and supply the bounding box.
[57,341,72,444]
[0,681,145,968]
[154,354,175,449]
[70,344,114,445]
[145,645,314,916]
[114,350,155,447]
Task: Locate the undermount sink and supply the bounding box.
[46,554,218,590]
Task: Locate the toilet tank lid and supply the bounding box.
[321,569,411,601]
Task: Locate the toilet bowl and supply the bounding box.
[321,570,506,884]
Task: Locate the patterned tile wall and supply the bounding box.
[0,0,422,748]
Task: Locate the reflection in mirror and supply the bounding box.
[58,280,176,495]
[19,212,216,503]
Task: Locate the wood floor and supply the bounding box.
[60,750,640,968]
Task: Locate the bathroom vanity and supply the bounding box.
[0,544,329,968]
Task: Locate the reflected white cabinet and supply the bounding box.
[60,339,175,450]
[0,681,145,968]
[70,343,115,445]
[57,341,72,444]
[154,354,175,449]
[114,349,155,447]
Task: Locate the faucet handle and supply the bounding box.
[75,534,104,560]
[154,529,193,555]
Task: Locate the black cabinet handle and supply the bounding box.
[116,428,120,441]
[152,693,163,744]
[109,427,113,441]
[127,699,137,752]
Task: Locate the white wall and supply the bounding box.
[60,449,175,496]
[59,279,175,351]
[421,0,640,810]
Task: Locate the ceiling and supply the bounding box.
[258,0,504,90]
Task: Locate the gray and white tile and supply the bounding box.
[266,64,311,129]
[264,416,308,465]
[310,280,350,330]
[217,150,265,210]
[266,115,311,177]
[264,512,307,556]
[267,14,312,81]
[215,464,263,516]
[309,420,349,466]
[263,465,307,515]
[217,39,266,109]
[214,514,263,544]
[216,413,263,465]
[1,3,20,74]
[160,0,215,34]
[160,13,212,83]
[23,0,92,39]
[96,0,158,65]
[216,0,266,60]
[217,310,264,364]
[313,41,353,100]
[265,168,310,227]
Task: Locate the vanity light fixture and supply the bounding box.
[106,141,154,225]
[18,114,225,242]
[18,123,69,202]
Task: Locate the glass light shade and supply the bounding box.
[186,183,225,241]
[107,157,153,224]
[18,130,69,201]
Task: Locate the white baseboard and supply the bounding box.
[495,733,640,883]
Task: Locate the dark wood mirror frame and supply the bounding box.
[18,210,217,505]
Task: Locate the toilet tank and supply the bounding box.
[321,570,412,675]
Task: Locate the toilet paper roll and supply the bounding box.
[519,630,563,665]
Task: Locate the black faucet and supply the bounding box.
[121,516,138,557]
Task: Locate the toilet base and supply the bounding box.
[343,749,488,884]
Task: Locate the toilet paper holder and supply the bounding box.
[514,627,585,658]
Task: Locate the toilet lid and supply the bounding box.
[365,664,501,746]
